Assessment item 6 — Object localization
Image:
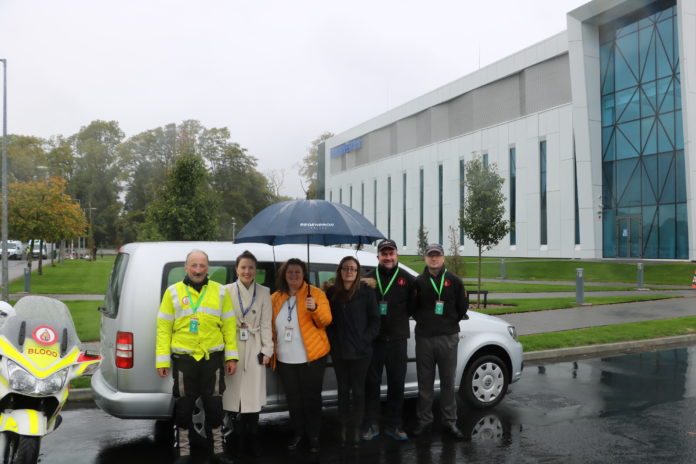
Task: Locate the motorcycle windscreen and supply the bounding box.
[2,296,81,354]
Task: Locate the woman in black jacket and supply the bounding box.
[326,256,380,448]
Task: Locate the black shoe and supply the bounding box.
[213,453,235,464]
[411,422,432,437]
[308,436,320,453]
[442,423,464,439]
[287,434,303,451]
[352,428,361,448]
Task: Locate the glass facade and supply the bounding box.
[459,159,465,245]
[361,182,364,215]
[600,0,687,258]
[419,168,424,229]
[509,147,516,246]
[373,179,377,226]
[387,176,392,239]
[438,164,443,244]
[540,140,548,245]
[349,185,353,209]
[403,172,407,247]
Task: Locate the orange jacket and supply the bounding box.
[271,281,332,368]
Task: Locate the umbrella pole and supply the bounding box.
[306,237,311,297]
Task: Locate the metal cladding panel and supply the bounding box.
[471,74,522,130]
[523,54,572,114]
[396,116,418,153]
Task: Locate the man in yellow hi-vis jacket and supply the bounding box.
[156,249,238,463]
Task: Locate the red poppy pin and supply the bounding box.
[398,277,406,286]
[444,280,451,287]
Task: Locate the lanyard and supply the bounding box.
[429,269,447,300]
[287,296,297,322]
[376,267,400,299]
[184,285,208,314]
[236,281,256,318]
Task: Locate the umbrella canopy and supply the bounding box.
[234,199,385,246]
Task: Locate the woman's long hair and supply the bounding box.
[275,258,309,294]
[332,256,361,303]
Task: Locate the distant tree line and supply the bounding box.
[5,119,289,246]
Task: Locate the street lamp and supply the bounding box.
[1,59,7,301]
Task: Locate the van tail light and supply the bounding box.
[116,332,134,369]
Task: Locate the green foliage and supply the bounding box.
[417,225,429,256]
[445,226,464,277]
[299,131,333,199]
[145,153,220,240]
[8,256,115,294]
[5,135,47,182]
[460,158,510,305]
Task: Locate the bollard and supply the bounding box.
[500,258,506,279]
[23,267,30,293]
[576,268,584,305]
[637,263,644,289]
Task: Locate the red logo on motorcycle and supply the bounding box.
[32,325,57,346]
[444,279,451,287]
[398,277,406,286]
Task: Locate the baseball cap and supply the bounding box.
[424,243,444,256]
[377,239,397,252]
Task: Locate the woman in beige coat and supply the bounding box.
[223,250,273,457]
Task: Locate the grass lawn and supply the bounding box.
[399,255,695,286]
[477,295,680,315]
[520,316,696,352]
[9,256,115,294]
[462,282,644,293]
[67,300,103,342]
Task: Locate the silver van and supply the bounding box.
[91,242,523,422]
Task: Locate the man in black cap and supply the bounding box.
[361,239,415,441]
[411,243,468,438]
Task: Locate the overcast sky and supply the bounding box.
[0,0,586,198]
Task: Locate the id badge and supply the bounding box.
[284,326,294,342]
[379,301,388,316]
[189,317,199,334]
[434,300,444,315]
[239,327,249,341]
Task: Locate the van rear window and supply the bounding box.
[102,252,129,318]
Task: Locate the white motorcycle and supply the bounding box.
[0,296,101,463]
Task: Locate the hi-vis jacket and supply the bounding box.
[156,280,238,368]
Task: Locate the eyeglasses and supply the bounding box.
[341,266,358,273]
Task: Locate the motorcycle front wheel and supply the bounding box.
[2,433,40,464]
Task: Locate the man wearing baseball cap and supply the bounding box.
[411,243,468,439]
[361,239,415,441]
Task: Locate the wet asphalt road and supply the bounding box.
[45,345,696,463]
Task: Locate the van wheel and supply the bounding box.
[460,355,509,409]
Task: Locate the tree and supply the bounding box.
[9,177,87,274]
[460,158,511,307]
[145,154,220,240]
[299,131,333,199]
[417,225,429,256]
[445,225,464,277]
[5,135,48,182]
[69,120,126,246]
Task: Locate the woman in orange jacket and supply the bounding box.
[271,258,331,454]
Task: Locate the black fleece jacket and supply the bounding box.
[326,282,380,359]
[364,265,415,342]
[412,268,468,337]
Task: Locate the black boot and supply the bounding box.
[246,413,262,457]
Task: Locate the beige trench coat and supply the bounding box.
[222,281,273,413]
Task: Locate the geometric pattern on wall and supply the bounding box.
[600,1,688,258]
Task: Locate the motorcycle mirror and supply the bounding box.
[18,321,25,348]
[61,328,68,357]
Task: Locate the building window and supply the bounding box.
[509,147,516,246]
[540,140,547,246]
[459,159,465,245]
[600,0,686,258]
[573,137,580,245]
[373,179,377,226]
[349,185,353,209]
[361,182,365,215]
[387,176,392,239]
[339,187,342,204]
[329,190,333,202]
[438,163,443,244]
[482,153,489,168]
[419,168,424,229]
[402,172,407,247]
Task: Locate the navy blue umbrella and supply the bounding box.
[235,200,386,293]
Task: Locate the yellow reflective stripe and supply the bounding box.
[27,409,39,435]
[157,311,174,321]
[0,338,79,378]
[197,306,221,317]
[221,310,234,320]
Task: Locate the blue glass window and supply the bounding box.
[600,0,687,258]
[540,141,547,245]
[509,148,516,246]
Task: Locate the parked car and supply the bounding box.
[28,240,48,259]
[5,240,23,260]
[91,242,523,423]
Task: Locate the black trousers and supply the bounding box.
[172,351,225,456]
[333,356,371,427]
[364,338,408,428]
[277,355,327,439]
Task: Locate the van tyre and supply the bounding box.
[460,355,509,409]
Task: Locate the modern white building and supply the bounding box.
[319,0,695,260]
